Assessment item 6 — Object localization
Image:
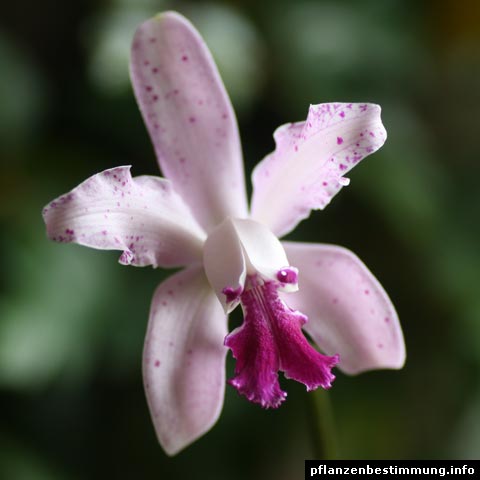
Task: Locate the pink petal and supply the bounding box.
[225,280,338,408]
[282,242,405,374]
[251,103,387,237]
[42,166,205,268]
[130,12,247,231]
[143,266,228,455]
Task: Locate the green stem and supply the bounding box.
[307,389,338,459]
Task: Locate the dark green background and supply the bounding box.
[1,0,479,478]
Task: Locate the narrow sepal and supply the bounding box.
[143,266,228,455]
[130,12,247,230]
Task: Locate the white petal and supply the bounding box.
[282,242,405,374]
[251,103,387,237]
[43,166,205,267]
[203,218,246,313]
[130,12,248,231]
[203,218,297,312]
[231,218,296,292]
[143,266,228,455]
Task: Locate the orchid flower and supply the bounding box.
[42,12,405,455]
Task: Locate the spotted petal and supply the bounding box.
[251,103,387,237]
[130,11,247,231]
[143,266,228,455]
[42,166,205,268]
[282,242,405,374]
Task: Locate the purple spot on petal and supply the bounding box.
[181,55,188,62]
[154,360,161,367]
[337,136,344,145]
[189,116,196,123]
[364,289,370,295]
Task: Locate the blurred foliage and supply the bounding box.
[1,0,479,478]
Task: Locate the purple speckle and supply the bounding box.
[152,95,159,102]
[339,164,347,171]
[364,289,370,295]
[332,297,339,304]
[152,67,159,74]
[154,360,161,367]
[119,250,134,264]
[339,111,345,118]
[149,37,157,43]
[322,181,328,186]
[377,343,384,349]
[181,55,188,62]
[337,136,344,145]
[189,116,196,123]
[145,85,153,92]
[384,317,390,323]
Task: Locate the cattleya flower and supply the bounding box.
[43,12,405,455]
